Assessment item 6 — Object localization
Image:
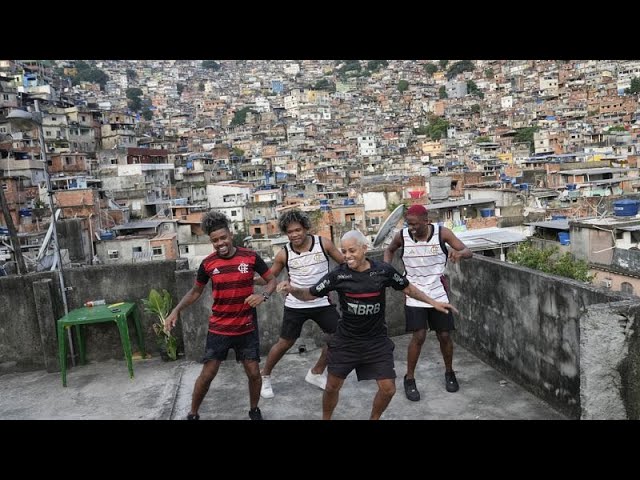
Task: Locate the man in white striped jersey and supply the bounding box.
[384,204,472,398]
[260,209,344,399]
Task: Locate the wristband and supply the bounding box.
[262,293,270,301]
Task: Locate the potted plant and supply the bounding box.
[142,288,177,361]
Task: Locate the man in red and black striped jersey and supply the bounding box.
[279,230,457,420]
[166,211,277,420]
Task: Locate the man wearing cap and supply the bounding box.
[384,204,472,399]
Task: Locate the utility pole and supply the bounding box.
[0,181,27,274]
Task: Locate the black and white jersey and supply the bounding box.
[310,259,409,340]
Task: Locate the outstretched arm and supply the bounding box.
[321,236,345,265]
[384,231,403,263]
[254,248,287,285]
[402,284,458,315]
[245,271,278,307]
[165,283,205,331]
[441,227,472,263]
[276,280,316,301]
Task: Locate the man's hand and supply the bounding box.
[277,280,291,295]
[244,293,266,307]
[433,301,459,315]
[448,249,464,263]
[165,311,178,332]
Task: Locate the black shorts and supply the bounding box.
[327,336,396,381]
[202,329,260,363]
[405,306,455,333]
[280,305,339,340]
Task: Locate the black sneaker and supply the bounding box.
[248,407,263,420]
[445,371,459,393]
[186,413,200,420]
[403,375,420,401]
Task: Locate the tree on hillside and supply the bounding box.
[625,76,640,95]
[397,80,409,92]
[202,60,221,71]
[230,107,255,127]
[446,60,475,80]
[439,60,449,70]
[514,126,539,153]
[438,85,448,99]
[424,63,438,76]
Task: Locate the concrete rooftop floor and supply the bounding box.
[0,333,566,420]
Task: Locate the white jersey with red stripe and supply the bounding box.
[401,225,448,308]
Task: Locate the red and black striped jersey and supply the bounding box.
[196,247,271,336]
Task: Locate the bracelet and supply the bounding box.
[262,293,270,301]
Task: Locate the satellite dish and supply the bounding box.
[372,204,405,248]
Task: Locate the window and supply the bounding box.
[152,246,163,256]
[108,250,119,259]
[132,246,142,253]
[231,210,237,217]
[621,282,634,295]
[255,227,262,234]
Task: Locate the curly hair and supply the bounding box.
[278,208,311,233]
[201,210,231,235]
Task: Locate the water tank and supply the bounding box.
[613,200,639,217]
[558,232,570,245]
[19,208,32,217]
[319,199,328,205]
[480,208,495,218]
[100,231,115,240]
[551,215,567,220]
[566,184,577,191]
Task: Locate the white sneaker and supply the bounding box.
[261,375,274,398]
[305,369,327,390]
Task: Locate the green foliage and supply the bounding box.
[397,80,409,92]
[71,61,109,89]
[230,107,255,127]
[608,125,627,132]
[141,109,153,121]
[126,68,137,81]
[177,83,185,95]
[202,60,221,71]
[313,78,335,91]
[507,242,593,282]
[467,80,484,98]
[438,85,448,99]
[142,289,177,361]
[126,87,143,99]
[446,60,475,80]
[625,77,640,95]
[232,147,245,157]
[424,63,438,76]
[416,116,450,141]
[484,67,494,79]
[475,136,492,143]
[367,60,388,72]
[513,126,539,153]
[439,60,449,70]
[470,104,481,114]
[198,82,205,91]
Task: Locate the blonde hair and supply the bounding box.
[341,229,369,247]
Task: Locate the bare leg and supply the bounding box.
[371,378,396,420]
[242,359,262,409]
[322,373,345,420]
[310,335,332,375]
[190,359,221,415]
[261,337,295,376]
[436,331,454,372]
[406,329,426,379]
